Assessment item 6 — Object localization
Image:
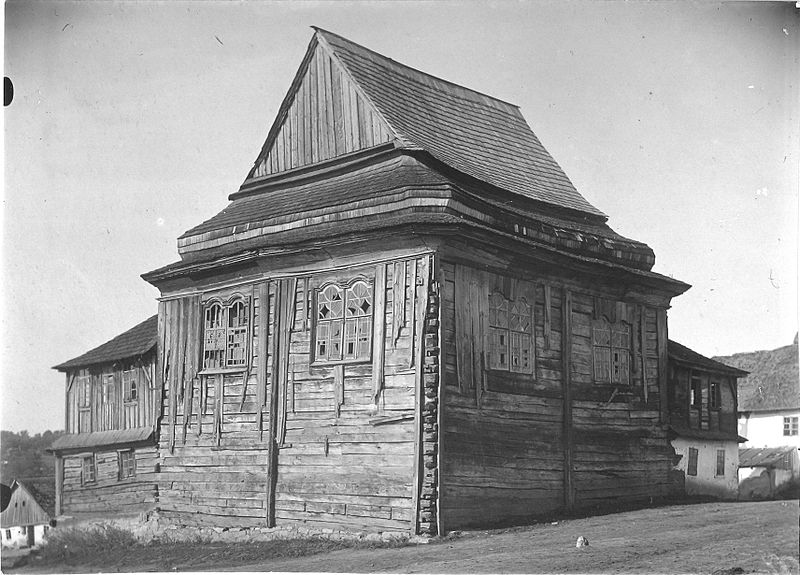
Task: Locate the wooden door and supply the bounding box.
[26,526,34,547]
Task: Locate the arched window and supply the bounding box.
[315,279,373,363]
[592,318,630,384]
[488,292,533,374]
[202,297,250,370]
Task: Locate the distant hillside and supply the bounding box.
[1,430,64,507]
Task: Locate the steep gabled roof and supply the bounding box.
[0,481,50,528]
[244,27,604,219]
[714,338,799,413]
[53,315,158,371]
[668,339,748,377]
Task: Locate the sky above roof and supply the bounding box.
[2,1,798,433]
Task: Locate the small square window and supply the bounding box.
[784,417,799,436]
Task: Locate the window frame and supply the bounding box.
[784,416,799,436]
[117,449,136,480]
[690,375,703,409]
[715,449,725,477]
[201,295,251,373]
[122,369,138,404]
[4,529,10,540]
[592,318,631,385]
[709,380,720,410]
[81,454,96,486]
[487,291,534,375]
[312,278,374,366]
[687,447,699,476]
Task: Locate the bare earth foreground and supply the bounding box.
[13,500,800,574]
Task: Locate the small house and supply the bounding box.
[50,315,160,519]
[0,481,52,548]
[738,446,799,499]
[714,335,799,449]
[141,28,690,534]
[666,340,747,499]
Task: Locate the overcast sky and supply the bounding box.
[3,1,798,433]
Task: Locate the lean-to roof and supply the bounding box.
[739,446,797,469]
[53,315,158,371]
[668,340,748,377]
[714,337,799,413]
[49,427,154,452]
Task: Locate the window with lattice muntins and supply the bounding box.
[592,319,630,385]
[315,280,372,363]
[202,298,250,370]
[122,370,137,402]
[488,292,533,374]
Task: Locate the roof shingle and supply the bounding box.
[313,28,605,218]
[53,315,158,371]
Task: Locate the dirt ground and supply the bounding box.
[14,500,800,574]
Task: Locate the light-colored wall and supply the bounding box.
[672,437,739,499]
[1,524,49,549]
[738,410,800,448]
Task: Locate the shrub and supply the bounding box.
[38,524,139,565]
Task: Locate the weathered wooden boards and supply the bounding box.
[64,358,157,435]
[157,255,431,532]
[60,446,158,515]
[440,260,673,529]
[252,40,393,179]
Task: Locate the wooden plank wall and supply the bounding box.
[440,261,673,529]
[59,446,158,515]
[669,365,738,435]
[252,43,393,178]
[275,256,428,532]
[157,255,429,531]
[440,262,565,527]
[65,355,157,435]
[157,288,271,528]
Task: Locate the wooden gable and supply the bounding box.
[249,37,395,179]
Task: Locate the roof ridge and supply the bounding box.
[311,26,521,112]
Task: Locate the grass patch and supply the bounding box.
[35,526,411,572]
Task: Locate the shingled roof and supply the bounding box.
[53,315,158,371]
[668,339,748,377]
[714,338,799,413]
[303,28,604,218]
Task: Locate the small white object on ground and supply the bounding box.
[576,536,589,548]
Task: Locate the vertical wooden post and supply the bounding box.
[372,264,387,405]
[562,288,575,511]
[543,284,552,350]
[266,280,282,528]
[657,308,669,423]
[54,456,63,516]
[434,255,445,536]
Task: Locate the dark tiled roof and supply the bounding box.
[53,315,158,371]
[739,446,798,469]
[49,427,154,452]
[315,28,605,218]
[714,340,799,412]
[668,340,749,377]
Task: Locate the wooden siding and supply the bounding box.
[60,446,158,515]
[251,42,393,179]
[440,261,673,529]
[157,255,430,531]
[64,354,157,435]
[669,366,738,435]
